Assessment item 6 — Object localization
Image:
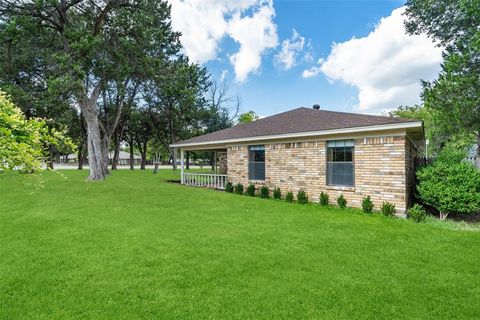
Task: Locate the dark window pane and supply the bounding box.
[248,145,265,180]
[326,140,354,187]
[345,147,353,162]
[248,162,265,180]
[334,147,345,161]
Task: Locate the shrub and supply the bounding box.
[407,204,427,223]
[273,187,281,199]
[285,191,294,203]
[245,184,256,196]
[417,160,480,220]
[362,196,374,213]
[381,202,396,217]
[225,182,234,193]
[260,186,269,199]
[320,192,329,206]
[297,190,309,204]
[234,183,244,195]
[337,194,347,209]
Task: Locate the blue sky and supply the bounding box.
[170,0,443,117]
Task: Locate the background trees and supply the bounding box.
[0,0,183,180]
[0,0,239,178]
[405,0,480,166]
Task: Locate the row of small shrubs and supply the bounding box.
[226,181,427,220]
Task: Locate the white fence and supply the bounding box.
[182,173,228,190]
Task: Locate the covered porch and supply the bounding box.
[178,148,228,190]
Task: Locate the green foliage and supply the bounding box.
[234,183,244,195]
[405,0,480,161]
[238,111,259,124]
[381,202,396,217]
[0,91,75,173]
[435,143,468,165]
[285,191,294,203]
[259,186,269,199]
[320,192,329,206]
[245,184,256,197]
[362,196,374,213]
[273,187,281,200]
[337,194,347,209]
[407,204,428,223]
[417,160,480,219]
[225,182,234,193]
[297,190,308,205]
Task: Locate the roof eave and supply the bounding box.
[170,121,423,148]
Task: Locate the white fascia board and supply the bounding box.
[170,121,423,148]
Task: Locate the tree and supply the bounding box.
[417,159,480,220]
[0,0,182,180]
[204,79,240,133]
[238,111,259,124]
[0,91,74,172]
[405,0,480,167]
[146,60,210,169]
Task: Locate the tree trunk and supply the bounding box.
[82,102,107,180]
[141,149,147,170]
[476,132,480,169]
[111,125,123,170]
[439,211,448,220]
[47,145,54,170]
[186,151,190,170]
[77,140,84,170]
[129,136,134,170]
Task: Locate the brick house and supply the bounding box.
[170,107,424,213]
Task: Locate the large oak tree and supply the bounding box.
[0,0,181,179]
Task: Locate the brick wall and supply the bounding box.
[227,135,413,213]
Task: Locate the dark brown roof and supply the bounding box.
[174,107,420,146]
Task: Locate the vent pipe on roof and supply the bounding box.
[313,104,320,110]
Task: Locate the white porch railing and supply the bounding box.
[182,172,228,190]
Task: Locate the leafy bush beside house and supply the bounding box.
[225,182,234,193]
[362,196,374,213]
[246,184,256,196]
[320,192,329,206]
[417,160,480,220]
[234,183,244,195]
[285,191,294,203]
[260,186,269,199]
[381,202,396,217]
[273,187,281,200]
[337,194,347,209]
[297,190,308,204]
[407,204,428,223]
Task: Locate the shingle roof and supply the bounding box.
[174,107,420,146]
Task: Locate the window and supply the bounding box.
[327,140,354,186]
[248,145,265,180]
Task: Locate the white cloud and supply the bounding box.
[169,0,278,82]
[302,7,443,112]
[228,1,278,82]
[274,29,305,70]
[302,58,324,78]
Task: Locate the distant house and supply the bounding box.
[108,151,141,166]
[61,151,141,166]
[171,107,424,213]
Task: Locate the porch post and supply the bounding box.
[180,148,185,184]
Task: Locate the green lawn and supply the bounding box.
[1,170,480,319]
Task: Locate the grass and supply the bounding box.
[1,170,480,319]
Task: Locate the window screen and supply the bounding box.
[327,140,354,186]
[248,145,265,180]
